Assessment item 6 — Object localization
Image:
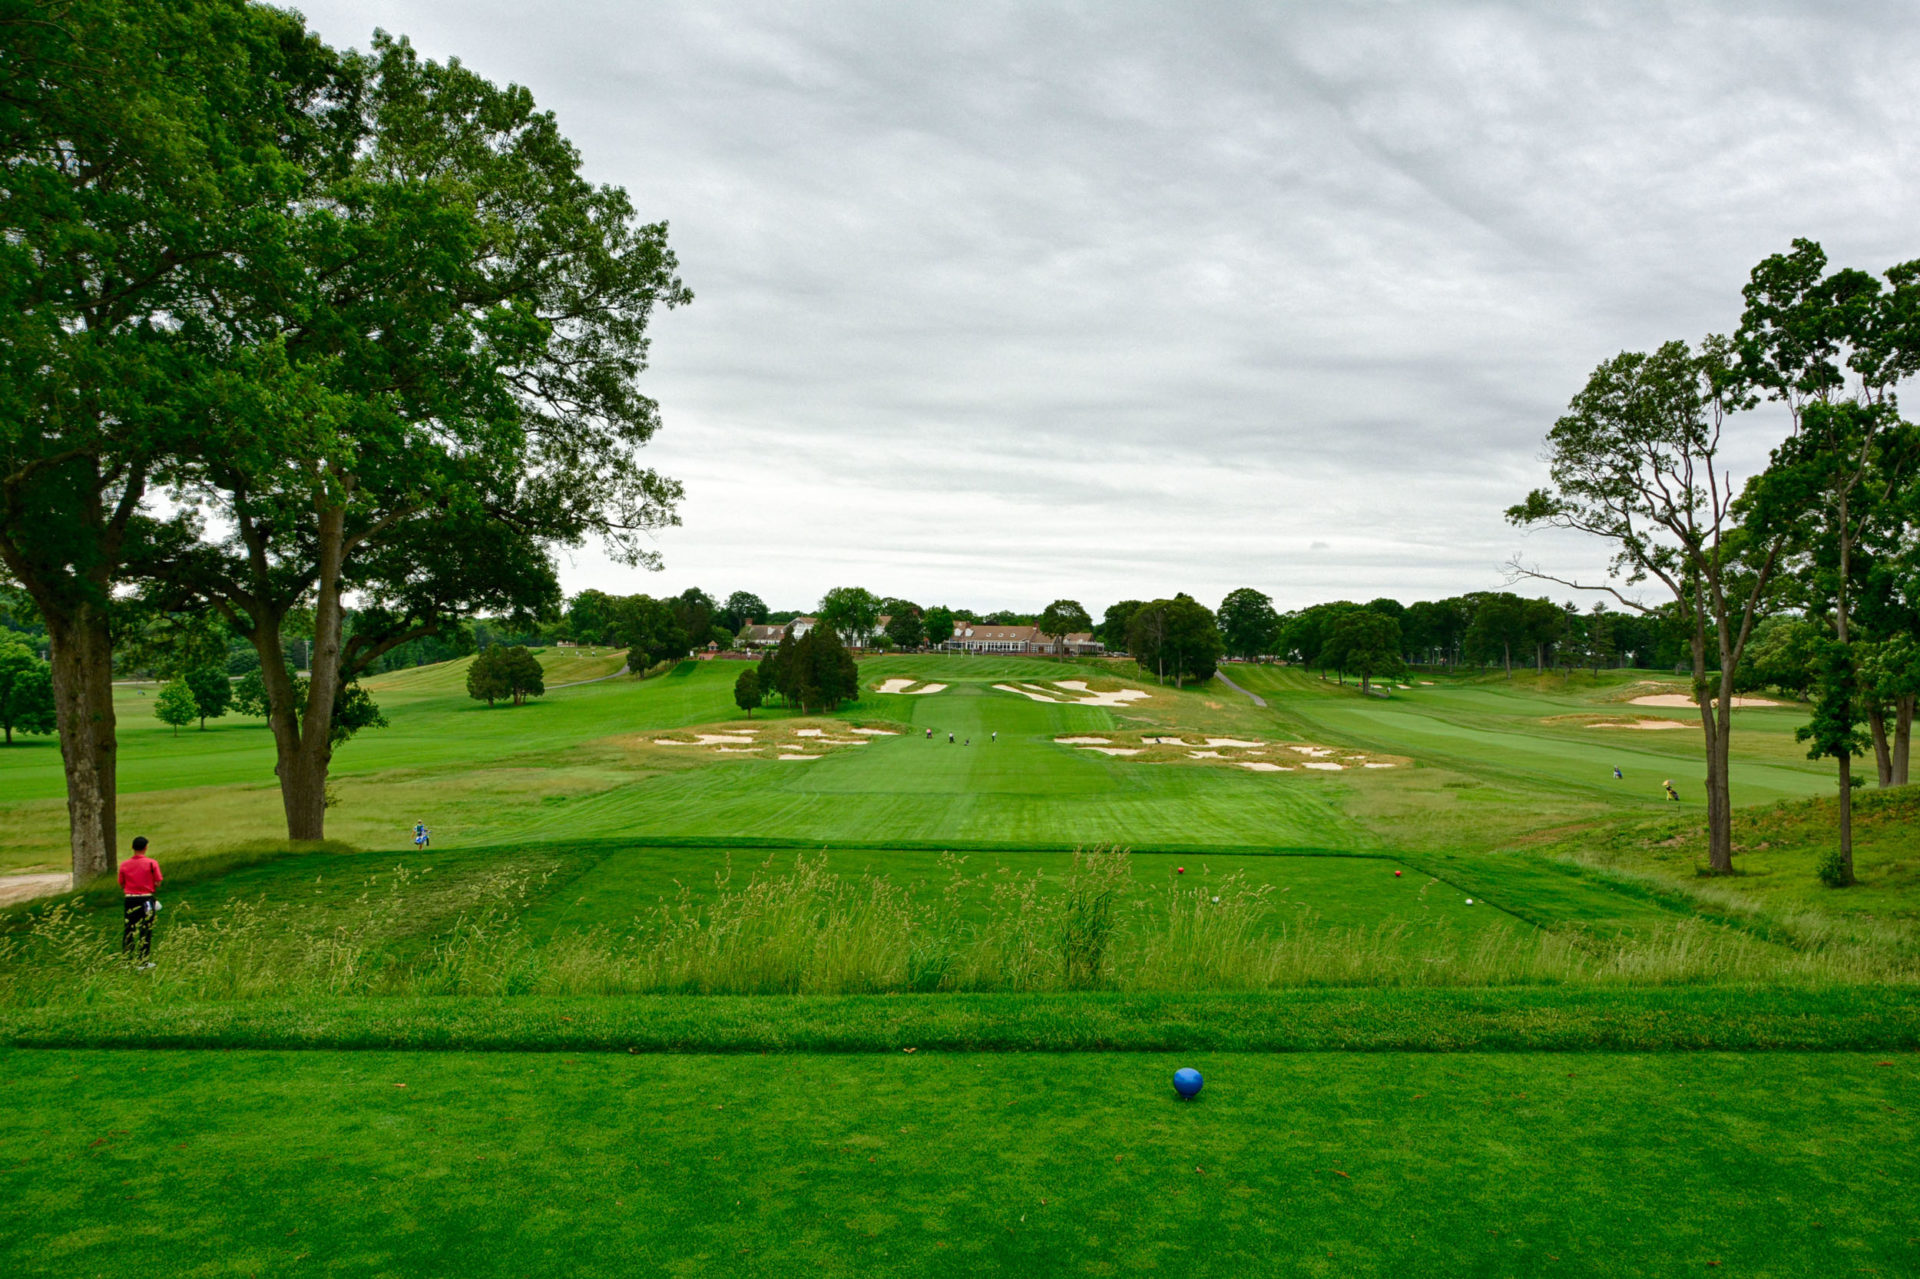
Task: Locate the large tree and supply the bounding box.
[163,34,688,840]
[1038,599,1091,655]
[0,636,56,744]
[1217,587,1280,661]
[1508,335,1786,875]
[1097,600,1143,653]
[1737,240,1920,881]
[1126,595,1222,687]
[718,590,769,635]
[818,586,881,647]
[922,606,956,648]
[0,0,338,879]
[1321,608,1403,694]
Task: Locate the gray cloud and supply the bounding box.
[296,0,1920,611]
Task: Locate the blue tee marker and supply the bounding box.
[1173,1067,1203,1099]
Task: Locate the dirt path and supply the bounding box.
[1212,668,1267,708]
[0,872,72,907]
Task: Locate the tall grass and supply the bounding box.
[4,849,1917,1007]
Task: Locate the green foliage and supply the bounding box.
[1796,639,1868,765]
[467,646,545,707]
[231,669,271,718]
[789,625,859,712]
[1126,595,1222,685]
[607,596,690,666]
[884,610,926,650]
[1321,609,1404,691]
[324,682,391,747]
[1738,617,1819,696]
[154,679,198,736]
[1216,588,1280,660]
[817,587,881,647]
[0,640,56,744]
[183,665,231,729]
[1816,848,1853,889]
[717,591,768,634]
[921,606,955,647]
[1097,600,1143,652]
[1038,599,1092,651]
[733,668,762,718]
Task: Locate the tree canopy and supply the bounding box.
[0,638,56,745]
[467,645,545,707]
[1126,595,1221,686]
[1217,588,1280,660]
[1038,600,1091,652]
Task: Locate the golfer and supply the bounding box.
[118,836,163,968]
[1663,778,1679,802]
[413,822,430,848]
[1613,766,1623,780]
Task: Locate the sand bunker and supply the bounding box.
[777,753,821,761]
[995,679,1153,708]
[1364,762,1398,768]
[1205,737,1259,748]
[1189,750,1223,759]
[1290,746,1335,757]
[1592,719,1689,731]
[1304,761,1345,771]
[1083,746,1143,756]
[1630,693,1780,708]
[1238,761,1289,772]
[1055,736,1111,745]
[876,679,947,695]
[1146,736,1191,745]
[1052,680,1152,707]
[850,728,897,736]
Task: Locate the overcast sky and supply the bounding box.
[296,0,1920,616]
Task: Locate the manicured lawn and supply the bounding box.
[0,657,1833,875]
[5,1046,1915,1277]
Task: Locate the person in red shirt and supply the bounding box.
[117,837,163,967]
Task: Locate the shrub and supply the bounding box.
[1817,849,1854,888]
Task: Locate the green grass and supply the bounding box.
[0,653,1907,1272]
[8,987,1920,1052]
[6,1047,1918,1277]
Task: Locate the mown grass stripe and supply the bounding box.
[7,987,1917,1054]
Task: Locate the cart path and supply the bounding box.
[1211,668,1267,708]
[0,872,72,907]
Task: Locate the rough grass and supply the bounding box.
[8,848,1914,1009]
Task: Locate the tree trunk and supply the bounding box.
[1895,695,1913,787]
[1868,703,1893,787]
[1701,695,1734,876]
[1836,751,1856,884]
[1832,500,1855,883]
[44,600,118,884]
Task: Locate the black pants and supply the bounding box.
[122,896,154,959]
